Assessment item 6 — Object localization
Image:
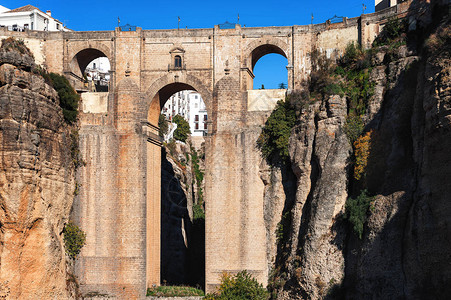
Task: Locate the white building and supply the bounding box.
[375,0,403,12]
[85,58,111,92]
[0,4,70,32]
[162,90,208,137]
[163,91,189,121]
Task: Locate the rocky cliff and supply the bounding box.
[0,40,76,299]
[266,2,450,299]
[161,140,205,287]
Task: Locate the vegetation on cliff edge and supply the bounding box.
[158,114,169,137]
[48,73,80,124]
[146,285,204,297]
[257,98,296,165]
[63,222,86,259]
[0,37,33,57]
[173,114,191,142]
[205,271,269,300]
[345,190,374,239]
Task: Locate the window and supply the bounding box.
[195,123,199,130]
[204,115,208,121]
[174,55,182,68]
[204,122,208,129]
[56,23,60,30]
[195,115,199,122]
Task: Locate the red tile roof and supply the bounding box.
[5,5,41,13]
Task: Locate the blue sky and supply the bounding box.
[2,0,375,88]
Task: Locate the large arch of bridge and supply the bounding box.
[145,74,213,125]
[144,73,212,288]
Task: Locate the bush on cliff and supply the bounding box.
[48,73,80,124]
[373,17,407,46]
[159,114,168,137]
[63,222,86,259]
[173,114,191,142]
[257,98,296,165]
[345,189,374,239]
[205,271,269,300]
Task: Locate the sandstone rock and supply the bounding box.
[272,11,451,299]
[0,50,35,71]
[0,51,75,299]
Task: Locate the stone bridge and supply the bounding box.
[0,2,410,298]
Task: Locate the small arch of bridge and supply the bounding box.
[243,37,291,69]
[65,41,113,89]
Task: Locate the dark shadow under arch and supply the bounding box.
[71,48,109,76]
[157,82,196,108]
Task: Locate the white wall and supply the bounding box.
[0,9,66,31]
[162,90,208,137]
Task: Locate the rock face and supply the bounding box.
[161,141,205,287]
[268,4,451,299]
[0,49,75,298]
[161,149,191,284]
[278,95,351,300]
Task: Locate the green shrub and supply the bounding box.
[334,66,346,76]
[70,130,84,169]
[205,271,269,300]
[324,83,344,96]
[173,115,191,142]
[383,17,405,41]
[63,222,86,259]
[342,42,363,65]
[191,149,204,188]
[275,211,291,243]
[373,17,407,47]
[309,50,336,98]
[48,73,79,124]
[344,115,364,144]
[158,114,169,137]
[146,285,204,297]
[165,139,177,157]
[345,190,373,239]
[193,203,205,221]
[343,69,374,117]
[257,99,296,165]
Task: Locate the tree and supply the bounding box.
[173,115,191,142]
[278,82,287,89]
[63,222,86,259]
[158,114,168,137]
[257,98,296,165]
[48,73,80,123]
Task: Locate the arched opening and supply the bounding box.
[69,48,111,93]
[251,44,288,90]
[146,82,207,291]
